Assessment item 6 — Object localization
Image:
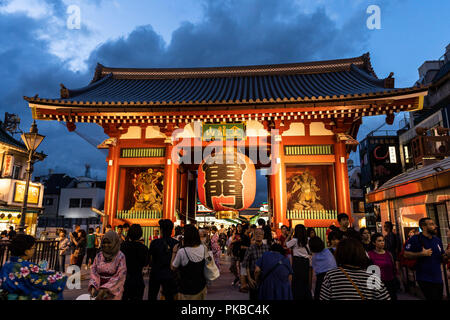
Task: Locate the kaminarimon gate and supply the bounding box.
[25,53,428,240]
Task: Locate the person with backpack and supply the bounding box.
[171,224,209,300]
[254,243,293,300]
[404,217,449,300]
[285,224,312,300]
[148,219,179,300]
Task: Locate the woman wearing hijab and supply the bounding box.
[88,230,127,300]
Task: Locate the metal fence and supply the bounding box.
[0,240,59,270]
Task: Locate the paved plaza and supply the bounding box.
[63,253,420,301]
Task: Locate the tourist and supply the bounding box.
[148,219,179,300]
[199,227,211,249]
[285,224,312,300]
[384,221,401,261]
[238,224,251,293]
[257,218,272,245]
[327,230,342,255]
[229,224,242,287]
[360,227,374,252]
[319,237,390,300]
[1,231,9,241]
[219,224,228,253]
[89,230,127,300]
[122,223,130,241]
[105,224,112,233]
[255,243,293,300]
[242,228,270,300]
[171,224,208,300]
[307,227,316,239]
[56,230,70,272]
[404,217,449,300]
[7,226,16,240]
[74,229,87,269]
[174,226,183,241]
[149,229,160,244]
[0,234,67,300]
[210,226,221,270]
[309,236,336,300]
[278,225,289,248]
[86,228,97,269]
[336,213,360,240]
[121,224,149,300]
[117,225,126,243]
[94,226,103,253]
[368,233,398,300]
[69,224,80,264]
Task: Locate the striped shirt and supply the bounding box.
[319,267,391,300]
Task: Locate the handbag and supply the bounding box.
[203,245,220,281]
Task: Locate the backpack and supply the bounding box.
[398,234,424,270]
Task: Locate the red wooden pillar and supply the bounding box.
[104,144,120,227]
[163,143,179,222]
[334,141,351,218]
[269,135,288,229]
[179,167,188,223]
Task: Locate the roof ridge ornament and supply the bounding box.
[90,63,105,83]
[383,72,395,88]
[60,83,69,98]
[361,52,378,78]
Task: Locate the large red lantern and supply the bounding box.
[198,148,256,218]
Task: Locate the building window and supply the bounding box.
[44,198,54,206]
[69,198,80,208]
[12,165,22,179]
[81,198,93,208]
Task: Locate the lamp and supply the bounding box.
[21,121,45,153]
[18,120,45,235]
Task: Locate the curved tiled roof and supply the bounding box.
[379,157,450,190]
[24,53,426,107]
[0,126,27,151]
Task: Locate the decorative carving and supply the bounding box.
[130,168,163,212]
[60,84,69,99]
[336,133,359,146]
[97,137,118,149]
[287,170,324,211]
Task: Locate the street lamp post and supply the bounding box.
[18,121,45,235]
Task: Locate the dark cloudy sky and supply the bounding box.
[1,0,449,207]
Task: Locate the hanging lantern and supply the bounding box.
[198,148,256,219]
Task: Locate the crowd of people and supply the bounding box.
[224,214,450,301]
[0,213,449,301]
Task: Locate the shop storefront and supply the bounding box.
[367,157,450,247]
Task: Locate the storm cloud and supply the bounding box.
[2,0,389,206]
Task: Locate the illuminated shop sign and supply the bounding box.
[388,146,397,163]
[13,182,41,205]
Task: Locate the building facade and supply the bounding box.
[25,53,427,235]
[0,126,44,235]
